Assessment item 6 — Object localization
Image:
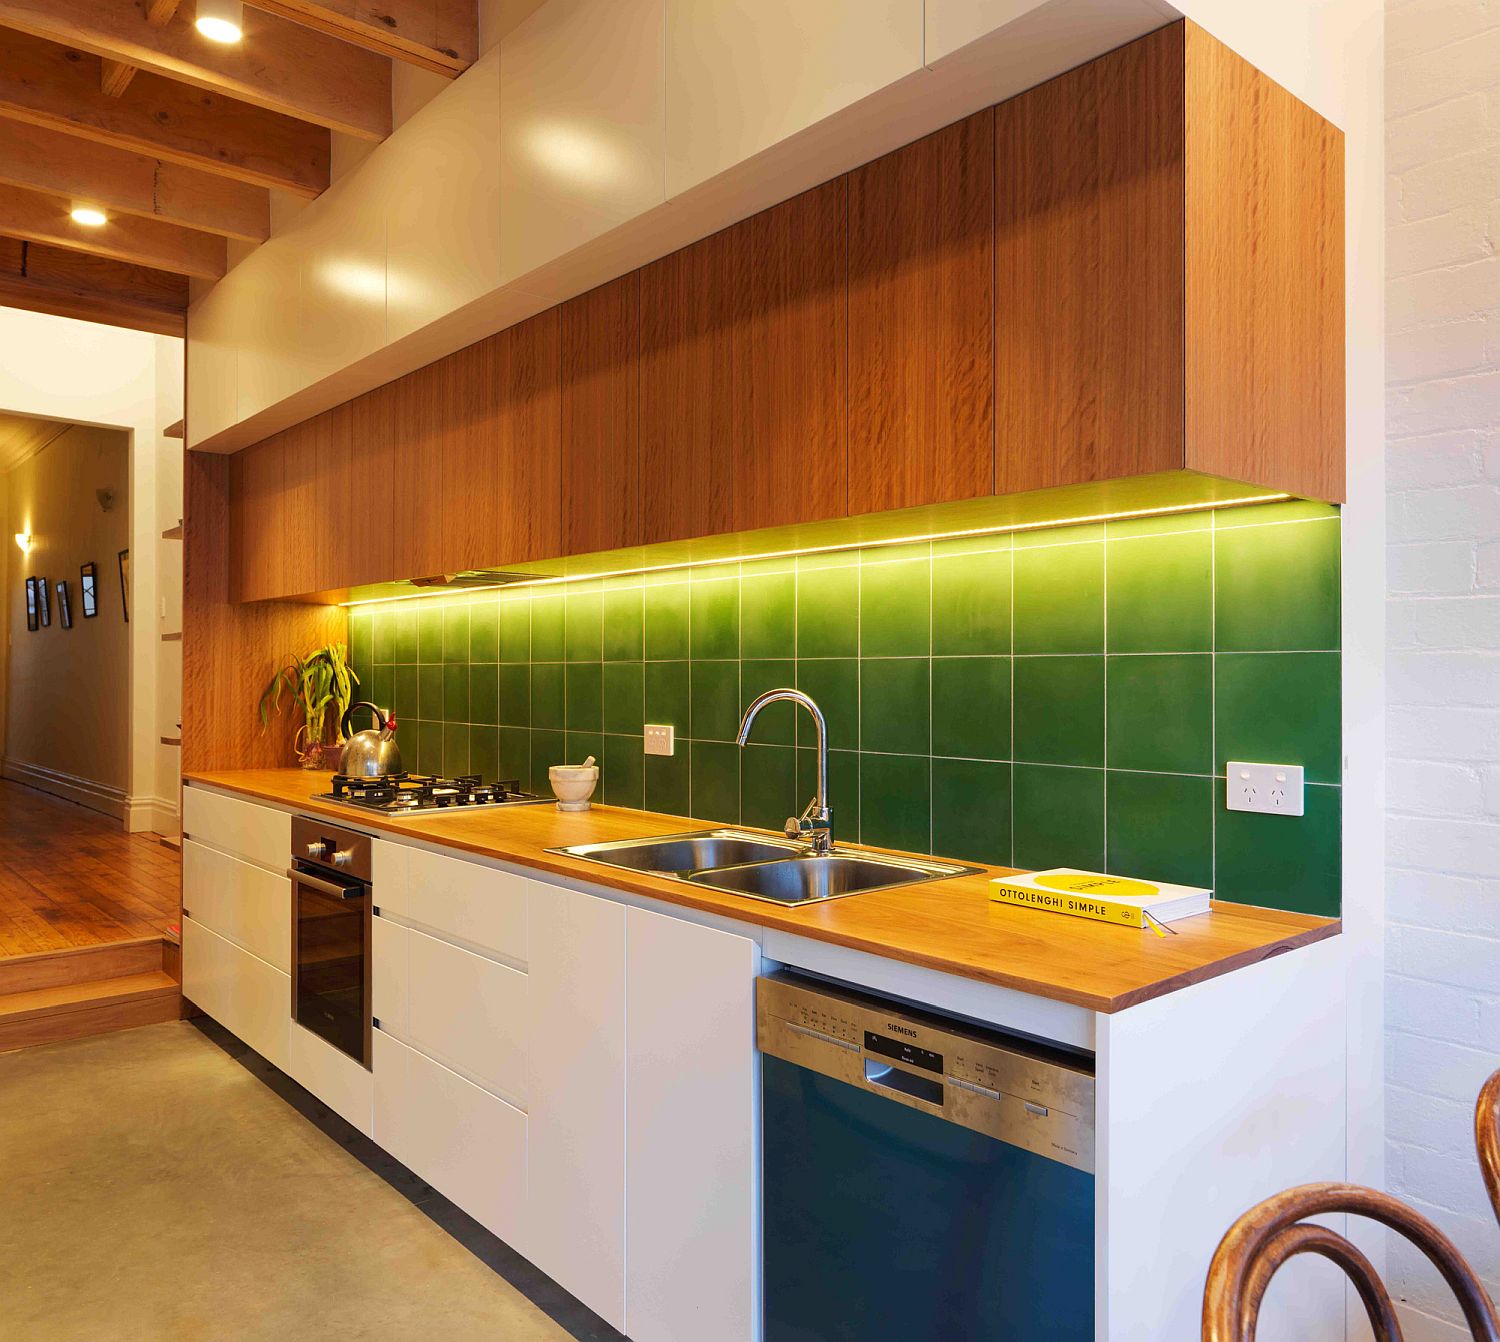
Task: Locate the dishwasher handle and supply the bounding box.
[864,1058,944,1107]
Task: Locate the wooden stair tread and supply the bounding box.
[0,937,164,994]
[0,970,178,1024]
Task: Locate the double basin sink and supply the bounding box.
[552,829,980,907]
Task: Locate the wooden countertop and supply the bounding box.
[185,769,1339,1014]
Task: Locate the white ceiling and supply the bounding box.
[0,413,72,475]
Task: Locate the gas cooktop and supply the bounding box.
[316,772,547,815]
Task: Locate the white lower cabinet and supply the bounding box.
[182,916,290,1072]
[182,838,291,971]
[373,1030,528,1252]
[285,1022,373,1135]
[526,883,628,1332]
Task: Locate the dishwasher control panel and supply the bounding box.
[757,971,1096,1173]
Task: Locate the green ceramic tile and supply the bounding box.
[798,748,861,844]
[1012,765,1105,871]
[369,666,394,717]
[644,661,689,730]
[498,601,530,663]
[1106,772,1213,889]
[741,573,795,660]
[350,613,375,672]
[931,758,1011,867]
[443,664,469,722]
[418,607,443,664]
[529,730,565,793]
[442,604,469,664]
[1015,521,1106,548]
[860,659,930,756]
[1215,652,1340,784]
[1215,520,1340,651]
[498,663,530,727]
[469,665,499,725]
[741,744,798,832]
[1106,655,1211,775]
[1215,783,1341,916]
[690,740,741,824]
[1013,657,1104,766]
[530,663,565,730]
[413,721,442,775]
[602,662,644,736]
[565,732,603,772]
[392,608,418,664]
[497,727,530,784]
[691,662,741,742]
[797,566,858,658]
[442,721,469,776]
[393,666,419,722]
[565,591,603,662]
[794,659,859,751]
[469,725,499,782]
[859,753,931,855]
[1013,542,1104,654]
[1104,511,1212,539]
[859,559,930,657]
[418,665,444,721]
[566,662,602,733]
[531,596,565,661]
[1214,499,1339,528]
[603,588,644,661]
[601,734,644,809]
[1107,531,1211,653]
[644,582,690,660]
[469,603,500,665]
[741,661,797,745]
[931,549,1011,655]
[645,752,689,817]
[690,578,740,660]
[932,658,1009,760]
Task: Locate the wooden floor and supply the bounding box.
[0,781,179,958]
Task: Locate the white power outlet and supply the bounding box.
[644,724,675,757]
[1226,762,1305,817]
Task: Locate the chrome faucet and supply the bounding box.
[736,688,833,855]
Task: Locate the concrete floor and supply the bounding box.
[0,1022,579,1341]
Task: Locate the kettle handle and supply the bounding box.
[342,700,390,737]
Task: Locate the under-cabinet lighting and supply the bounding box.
[195,0,243,42]
[340,492,1292,609]
[69,203,108,227]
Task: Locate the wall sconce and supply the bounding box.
[96,489,115,513]
[14,532,31,555]
[195,0,243,42]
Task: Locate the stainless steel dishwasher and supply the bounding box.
[757,972,1096,1341]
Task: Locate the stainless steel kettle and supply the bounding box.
[338,701,402,778]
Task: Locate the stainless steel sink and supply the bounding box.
[551,829,981,906]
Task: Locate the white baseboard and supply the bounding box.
[3,759,130,823]
[148,795,180,836]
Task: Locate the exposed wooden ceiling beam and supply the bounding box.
[0,183,226,278]
[0,122,269,242]
[0,0,392,140]
[0,237,186,336]
[102,0,181,97]
[251,0,475,76]
[0,31,330,197]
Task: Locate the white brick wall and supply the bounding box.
[1387,2,1500,1335]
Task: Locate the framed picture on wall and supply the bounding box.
[118,549,129,622]
[24,577,37,632]
[80,562,98,618]
[57,581,71,630]
[37,576,50,627]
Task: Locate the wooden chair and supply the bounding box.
[1202,1067,1500,1341]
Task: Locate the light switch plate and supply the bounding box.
[1225,762,1305,816]
[644,724,675,757]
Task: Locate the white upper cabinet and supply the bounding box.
[185,278,238,448]
[233,235,304,423]
[664,0,923,197]
[499,0,666,283]
[925,0,1044,67]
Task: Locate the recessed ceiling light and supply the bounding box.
[69,203,108,227]
[195,0,243,42]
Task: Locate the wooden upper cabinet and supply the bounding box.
[640,179,847,544]
[848,110,995,514]
[230,433,286,603]
[562,275,642,556]
[388,360,448,580]
[994,21,1343,502]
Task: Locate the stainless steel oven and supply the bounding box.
[289,816,372,1068]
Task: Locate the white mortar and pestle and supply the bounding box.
[548,755,600,811]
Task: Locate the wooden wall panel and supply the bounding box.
[848,111,995,514]
[562,274,641,555]
[1182,22,1345,503]
[994,23,1186,494]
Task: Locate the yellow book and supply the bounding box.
[988,868,1211,933]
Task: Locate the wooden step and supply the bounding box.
[0,938,164,995]
[0,970,179,1053]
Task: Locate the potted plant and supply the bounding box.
[258,643,358,769]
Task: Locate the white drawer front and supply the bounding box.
[373,1030,527,1252]
[183,839,291,972]
[400,847,529,965]
[183,916,289,1071]
[407,928,527,1106]
[286,1022,373,1136]
[183,786,290,872]
[371,914,409,1036]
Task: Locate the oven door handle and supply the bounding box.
[289,868,367,901]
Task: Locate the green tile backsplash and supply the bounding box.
[349,500,1343,916]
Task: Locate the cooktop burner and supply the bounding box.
[317,772,547,814]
